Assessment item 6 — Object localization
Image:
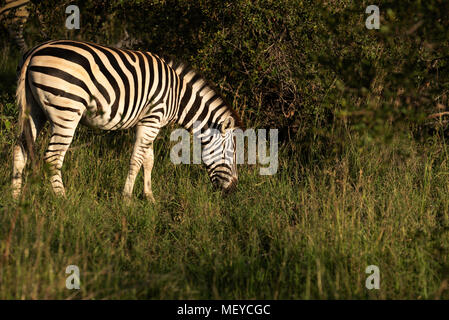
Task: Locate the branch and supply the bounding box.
[427,111,449,119]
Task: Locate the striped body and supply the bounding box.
[26,40,180,131]
[12,40,241,200]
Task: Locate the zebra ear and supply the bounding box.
[221,117,234,134]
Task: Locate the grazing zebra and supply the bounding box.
[0,0,31,52]
[12,40,242,201]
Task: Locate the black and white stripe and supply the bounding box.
[12,40,241,200]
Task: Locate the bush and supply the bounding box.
[4,0,449,158]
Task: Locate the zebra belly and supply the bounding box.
[79,109,138,130]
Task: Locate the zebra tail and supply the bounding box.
[16,52,29,136]
[15,49,37,154]
[16,40,56,139]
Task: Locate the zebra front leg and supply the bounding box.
[143,144,155,202]
[122,154,143,200]
[123,125,159,200]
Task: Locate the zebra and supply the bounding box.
[0,0,31,52]
[12,40,242,201]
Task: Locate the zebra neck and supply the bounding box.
[175,78,232,133]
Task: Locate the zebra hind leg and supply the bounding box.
[12,107,47,199]
[12,142,27,199]
[44,115,82,197]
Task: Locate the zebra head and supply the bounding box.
[201,116,238,193]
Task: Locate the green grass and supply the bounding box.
[1,123,449,299]
[1,43,449,300]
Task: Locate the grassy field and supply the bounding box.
[2,116,449,299]
[1,49,449,300]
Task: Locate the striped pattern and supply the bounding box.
[12,40,241,200]
[0,0,30,52]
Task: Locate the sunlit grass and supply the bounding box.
[1,124,449,299]
[1,38,449,300]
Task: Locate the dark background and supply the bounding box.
[2,0,448,162]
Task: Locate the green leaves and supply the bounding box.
[2,0,447,156]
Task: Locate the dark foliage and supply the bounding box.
[2,0,449,160]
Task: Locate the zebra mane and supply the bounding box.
[166,58,244,129]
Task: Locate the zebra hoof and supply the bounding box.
[122,193,133,202]
[145,193,155,203]
[12,190,21,200]
[54,190,66,198]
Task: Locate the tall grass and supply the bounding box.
[1,121,449,299]
[1,37,449,300]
